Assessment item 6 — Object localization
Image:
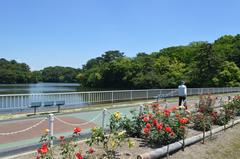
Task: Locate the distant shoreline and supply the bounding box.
[0,82,80,86]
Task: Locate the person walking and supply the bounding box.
[178,81,187,107]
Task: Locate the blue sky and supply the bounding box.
[0,0,239,70]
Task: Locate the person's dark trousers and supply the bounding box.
[179,96,186,106]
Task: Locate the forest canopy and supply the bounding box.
[1,34,240,89]
[79,34,240,88]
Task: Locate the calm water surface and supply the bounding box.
[0,83,80,94]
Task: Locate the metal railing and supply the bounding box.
[0,87,240,110]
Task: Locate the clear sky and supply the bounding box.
[0,0,239,70]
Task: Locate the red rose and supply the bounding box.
[143,117,149,122]
[179,126,185,129]
[146,123,151,128]
[76,152,83,159]
[165,126,172,133]
[164,109,171,117]
[175,114,180,118]
[179,118,189,124]
[170,132,175,136]
[88,147,94,154]
[74,127,81,133]
[211,112,218,118]
[143,127,150,134]
[38,143,48,154]
[156,123,163,130]
[36,155,40,159]
[153,119,158,125]
[148,114,153,119]
[59,136,65,141]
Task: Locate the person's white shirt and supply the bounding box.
[178,84,187,96]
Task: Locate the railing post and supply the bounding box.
[48,114,54,147]
[164,98,168,108]
[146,90,149,100]
[139,104,144,114]
[102,109,107,132]
[21,96,24,109]
[111,91,114,103]
[88,92,91,103]
[130,90,133,101]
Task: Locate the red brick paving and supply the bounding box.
[0,117,96,144]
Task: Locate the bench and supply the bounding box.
[43,101,54,107]
[55,100,65,112]
[30,102,42,115]
[30,101,65,114]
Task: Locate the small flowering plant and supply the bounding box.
[109,109,147,137]
[211,111,229,126]
[109,111,122,131]
[59,127,82,159]
[193,112,211,131]
[198,94,215,115]
[86,126,133,158]
[87,111,135,158]
[147,102,162,113]
[37,127,94,159]
[232,95,240,115]
[120,109,146,137]
[37,129,54,159]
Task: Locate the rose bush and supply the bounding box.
[193,112,211,131]
[233,95,240,115]
[86,111,134,158]
[37,127,94,159]
[141,108,190,145]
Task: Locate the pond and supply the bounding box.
[0,83,80,94]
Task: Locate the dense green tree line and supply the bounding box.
[0,59,79,84]
[1,34,240,88]
[0,59,31,83]
[41,66,80,83]
[78,34,240,88]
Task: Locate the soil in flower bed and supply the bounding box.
[10,128,203,159]
[169,124,240,159]
[10,137,154,159]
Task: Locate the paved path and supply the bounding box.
[0,99,198,156]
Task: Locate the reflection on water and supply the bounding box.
[0,83,80,94]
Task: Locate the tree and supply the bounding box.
[101,50,124,62]
[0,58,31,84]
[212,61,240,87]
[191,43,221,87]
[41,66,79,83]
[30,71,42,83]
